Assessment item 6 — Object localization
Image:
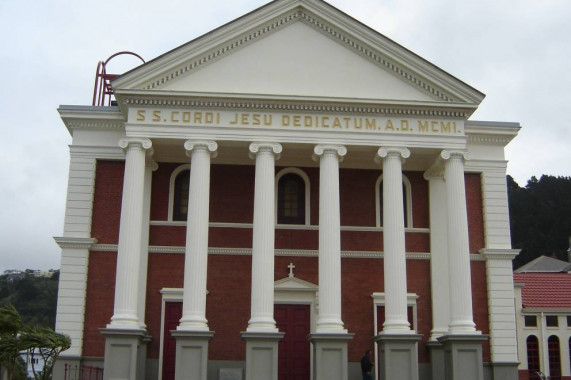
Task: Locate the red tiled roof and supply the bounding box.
[513,273,571,309]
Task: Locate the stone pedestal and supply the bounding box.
[374,333,422,380]
[172,330,215,380]
[438,334,488,380]
[241,331,284,380]
[425,340,445,380]
[100,328,150,380]
[309,333,354,380]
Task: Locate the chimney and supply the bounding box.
[568,236,571,263]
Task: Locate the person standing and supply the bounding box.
[360,349,373,380]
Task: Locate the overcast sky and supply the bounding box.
[0,0,569,273]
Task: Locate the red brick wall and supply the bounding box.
[83,251,116,357]
[84,161,489,364]
[91,161,124,244]
[145,253,185,358]
[471,261,491,362]
[466,173,485,253]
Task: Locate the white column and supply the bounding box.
[178,140,217,331]
[138,159,158,329]
[441,150,477,334]
[377,147,411,333]
[313,145,347,333]
[109,138,153,328]
[424,171,450,340]
[247,142,282,332]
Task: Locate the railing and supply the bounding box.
[63,364,103,380]
[92,51,145,106]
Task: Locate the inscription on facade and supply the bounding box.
[133,108,463,135]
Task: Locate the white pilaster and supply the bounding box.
[109,138,153,328]
[441,150,478,334]
[377,147,412,333]
[481,167,512,249]
[313,144,347,333]
[424,171,450,340]
[54,237,97,356]
[482,249,520,364]
[178,140,217,331]
[138,160,158,329]
[247,142,282,332]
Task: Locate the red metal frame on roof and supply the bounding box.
[92,51,145,106]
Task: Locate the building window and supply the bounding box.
[546,315,558,328]
[548,335,561,380]
[375,175,412,228]
[276,168,310,225]
[526,335,540,378]
[525,315,538,327]
[169,165,191,221]
[567,316,571,327]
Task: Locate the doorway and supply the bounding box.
[275,304,311,380]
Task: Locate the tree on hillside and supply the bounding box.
[508,175,571,268]
[0,271,59,328]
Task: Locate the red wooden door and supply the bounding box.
[162,302,182,380]
[275,304,311,380]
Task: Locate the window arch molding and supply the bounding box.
[275,167,311,226]
[168,164,190,221]
[375,174,412,228]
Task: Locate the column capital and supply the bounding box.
[440,149,471,161]
[119,138,153,155]
[248,142,282,160]
[146,159,159,171]
[423,170,444,181]
[184,140,218,159]
[375,147,410,164]
[312,145,347,162]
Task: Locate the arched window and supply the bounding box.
[568,337,571,377]
[526,335,540,378]
[375,175,412,228]
[276,168,310,225]
[548,335,561,380]
[169,165,190,221]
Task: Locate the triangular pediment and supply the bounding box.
[274,276,318,291]
[113,0,484,107]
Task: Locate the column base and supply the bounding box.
[100,328,151,380]
[241,331,284,380]
[374,333,422,380]
[437,334,488,380]
[308,333,354,380]
[171,330,215,380]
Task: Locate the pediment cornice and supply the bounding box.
[112,0,484,107]
[117,92,474,119]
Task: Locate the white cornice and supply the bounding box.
[118,92,474,118]
[58,106,124,135]
[480,249,521,260]
[465,121,520,147]
[54,237,98,249]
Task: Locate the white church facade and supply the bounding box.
[54,1,521,379]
